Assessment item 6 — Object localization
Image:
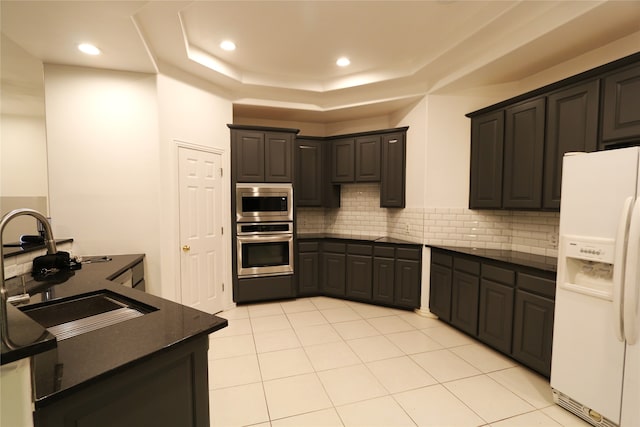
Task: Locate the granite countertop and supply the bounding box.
[428,245,558,272]
[1,254,228,408]
[297,233,421,246]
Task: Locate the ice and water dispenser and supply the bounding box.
[559,235,616,301]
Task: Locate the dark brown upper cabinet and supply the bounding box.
[295,138,340,208]
[503,97,546,209]
[331,136,381,183]
[355,135,381,182]
[601,62,640,147]
[469,111,504,209]
[380,132,406,208]
[543,80,599,209]
[230,125,297,183]
[331,138,356,182]
[467,52,639,211]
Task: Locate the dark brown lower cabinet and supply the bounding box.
[451,268,480,336]
[322,242,347,297]
[512,290,554,377]
[236,275,295,303]
[395,258,421,308]
[33,336,210,427]
[298,239,421,310]
[298,241,320,296]
[346,244,373,300]
[478,279,514,354]
[451,257,480,336]
[372,256,395,305]
[429,248,555,377]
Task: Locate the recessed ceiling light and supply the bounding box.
[336,57,350,67]
[220,40,236,51]
[78,43,101,55]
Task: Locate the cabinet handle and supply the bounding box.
[388,139,398,144]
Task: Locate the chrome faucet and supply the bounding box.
[1,209,57,348]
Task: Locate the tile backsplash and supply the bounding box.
[297,183,559,257]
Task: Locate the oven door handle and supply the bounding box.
[237,234,293,243]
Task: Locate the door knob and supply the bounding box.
[182,245,191,252]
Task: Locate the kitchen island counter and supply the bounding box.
[1,254,227,411]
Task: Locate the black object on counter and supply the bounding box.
[21,234,45,244]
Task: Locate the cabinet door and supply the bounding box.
[503,98,545,209]
[478,279,514,354]
[298,252,319,296]
[395,258,421,308]
[331,138,355,182]
[372,257,395,305]
[601,62,640,144]
[296,140,323,206]
[265,132,292,182]
[544,80,599,209]
[355,135,381,182]
[429,263,452,321]
[451,270,480,336]
[512,290,554,377]
[234,130,265,182]
[469,111,504,209]
[322,252,346,297]
[346,254,373,300]
[380,132,406,208]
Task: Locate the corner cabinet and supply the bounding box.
[229,125,298,183]
[295,138,340,207]
[297,237,421,310]
[429,247,556,377]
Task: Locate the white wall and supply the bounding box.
[43,64,162,294]
[155,73,233,305]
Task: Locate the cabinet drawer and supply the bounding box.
[482,263,515,286]
[396,247,421,260]
[323,241,346,253]
[348,243,372,256]
[431,251,452,268]
[374,246,395,258]
[454,257,480,275]
[517,272,555,299]
[299,241,319,252]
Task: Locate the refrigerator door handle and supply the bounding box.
[624,198,640,345]
[614,196,634,342]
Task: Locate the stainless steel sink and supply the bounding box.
[21,292,157,340]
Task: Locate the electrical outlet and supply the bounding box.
[405,223,410,234]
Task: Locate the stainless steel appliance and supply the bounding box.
[236,183,293,223]
[236,222,293,278]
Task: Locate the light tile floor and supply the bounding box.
[208,297,591,427]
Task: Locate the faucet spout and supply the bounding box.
[1,209,57,349]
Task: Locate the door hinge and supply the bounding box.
[222,282,225,292]
[220,167,223,177]
[221,226,224,235]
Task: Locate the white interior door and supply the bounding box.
[178,147,224,314]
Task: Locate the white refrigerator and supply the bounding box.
[551,147,640,427]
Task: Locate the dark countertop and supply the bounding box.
[3,238,74,258]
[298,233,421,246]
[1,254,228,408]
[428,245,558,273]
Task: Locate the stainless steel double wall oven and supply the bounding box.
[235,183,293,278]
